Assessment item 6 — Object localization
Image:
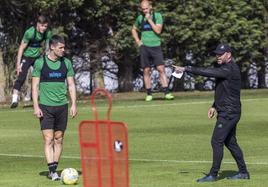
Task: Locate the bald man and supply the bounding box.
[132,0,174,101]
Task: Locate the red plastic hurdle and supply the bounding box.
[79,88,129,187]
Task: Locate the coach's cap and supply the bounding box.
[213,43,231,55]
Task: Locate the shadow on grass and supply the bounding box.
[178,170,237,181]
[39,170,82,178]
[135,98,166,102]
[217,170,237,180]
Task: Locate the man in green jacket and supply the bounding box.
[11,14,52,108]
[131,0,174,101]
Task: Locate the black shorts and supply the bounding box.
[139,45,164,68]
[39,104,68,131]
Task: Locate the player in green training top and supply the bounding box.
[11,14,52,108]
[131,0,174,101]
[32,35,77,181]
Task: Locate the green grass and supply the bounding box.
[1,89,268,187]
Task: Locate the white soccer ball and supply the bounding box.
[61,168,79,185]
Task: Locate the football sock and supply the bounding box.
[54,162,59,171]
[12,94,18,103]
[48,162,56,174]
[162,87,169,95]
[146,88,152,95]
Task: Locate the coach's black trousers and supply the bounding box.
[209,113,248,177]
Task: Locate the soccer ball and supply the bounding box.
[61,168,79,185]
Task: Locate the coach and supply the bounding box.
[174,43,249,182]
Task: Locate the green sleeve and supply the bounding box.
[45,30,52,43]
[64,58,75,77]
[134,15,142,29]
[155,12,163,25]
[32,57,44,77]
[22,27,34,44]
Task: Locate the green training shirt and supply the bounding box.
[134,12,163,47]
[22,26,52,58]
[32,56,75,106]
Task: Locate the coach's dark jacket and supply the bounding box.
[185,59,241,117]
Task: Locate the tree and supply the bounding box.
[0,0,29,101]
[2,0,268,94]
[158,0,267,89]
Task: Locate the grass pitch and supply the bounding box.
[0,89,268,187]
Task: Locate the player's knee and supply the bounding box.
[44,138,54,146]
[54,137,63,145]
[158,68,165,74]
[143,68,150,75]
[159,70,167,77]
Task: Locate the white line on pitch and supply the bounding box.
[0,153,267,166]
[1,97,268,113]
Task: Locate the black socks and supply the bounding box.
[162,87,169,95]
[48,161,58,173]
[146,88,152,95]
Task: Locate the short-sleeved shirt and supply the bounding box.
[32,55,75,106]
[134,12,163,47]
[22,26,52,58]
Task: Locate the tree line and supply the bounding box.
[0,0,268,101]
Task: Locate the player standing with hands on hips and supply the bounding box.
[174,43,249,182]
[11,14,52,108]
[131,0,174,101]
[32,35,77,181]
